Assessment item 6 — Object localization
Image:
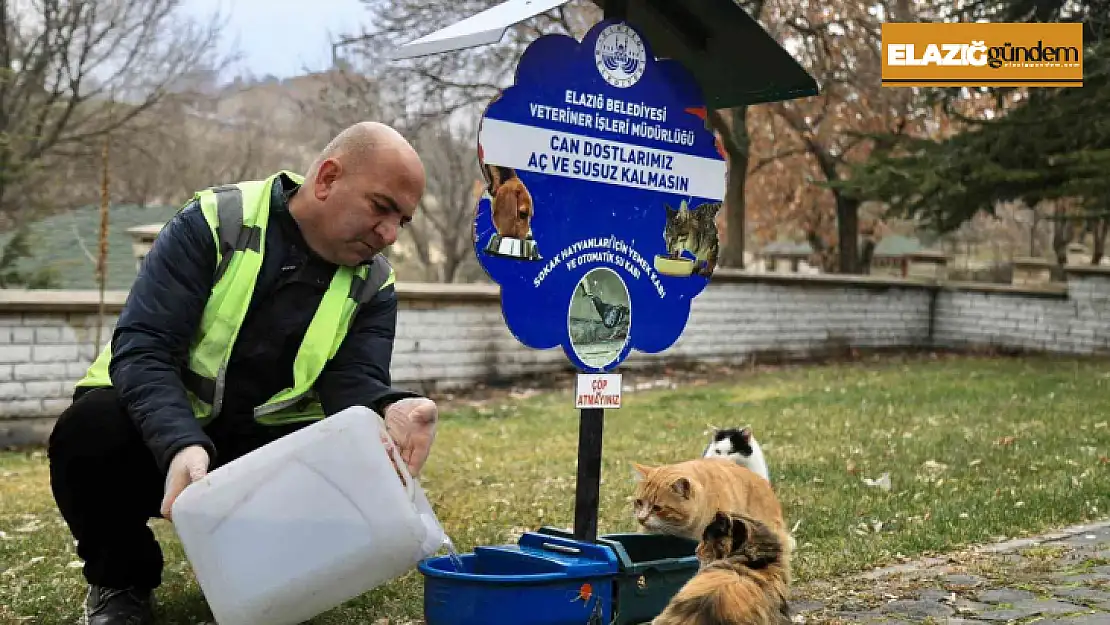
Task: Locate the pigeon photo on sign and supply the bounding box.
[472,18,727,373]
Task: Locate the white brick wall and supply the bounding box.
[2,267,1108,444]
[0,310,112,422]
[934,269,1110,354]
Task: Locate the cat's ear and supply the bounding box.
[671,477,692,498]
[630,462,653,482]
[730,516,751,546]
[739,427,752,442]
[704,511,731,540]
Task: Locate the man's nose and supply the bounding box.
[376,221,398,246]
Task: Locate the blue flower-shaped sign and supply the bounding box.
[473,18,726,373]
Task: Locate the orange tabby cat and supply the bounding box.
[631,458,791,572]
[651,510,792,625]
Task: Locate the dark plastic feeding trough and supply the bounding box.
[538,526,700,625]
[419,532,619,625]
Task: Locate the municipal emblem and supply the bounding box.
[594,23,646,88]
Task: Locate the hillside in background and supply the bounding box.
[1,205,179,290]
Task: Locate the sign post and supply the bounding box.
[390,0,818,546]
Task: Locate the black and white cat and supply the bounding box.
[702,426,770,482]
[703,427,797,550]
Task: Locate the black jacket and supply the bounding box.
[105,173,420,473]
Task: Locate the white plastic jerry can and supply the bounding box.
[171,405,448,625]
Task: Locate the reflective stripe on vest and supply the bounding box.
[74,170,396,426]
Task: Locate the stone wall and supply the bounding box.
[2,267,1108,445]
[934,267,1110,354]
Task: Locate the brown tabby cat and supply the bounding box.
[631,458,788,550]
[651,511,792,625]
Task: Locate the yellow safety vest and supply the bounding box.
[76,170,397,426]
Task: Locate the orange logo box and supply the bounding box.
[881,22,1084,87]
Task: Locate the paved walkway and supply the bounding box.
[792,519,1110,624]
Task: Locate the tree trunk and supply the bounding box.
[442,249,464,284]
[1093,218,1108,265]
[706,107,749,269]
[0,180,9,229]
[835,193,861,274]
[1052,205,1071,267]
[859,237,876,275]
[718,106,750,268]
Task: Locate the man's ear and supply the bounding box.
[704,511,731,540]
[313,157,341,201]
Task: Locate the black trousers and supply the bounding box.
[47,387,305,591]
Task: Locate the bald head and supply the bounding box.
[291,121,426,267]
[310,121,425,187]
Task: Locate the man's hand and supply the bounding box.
[161,445,210,521]
[382,397,438,477]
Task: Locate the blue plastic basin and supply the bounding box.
[420,532,618,625]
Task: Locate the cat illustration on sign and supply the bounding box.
[654,199,721,278]
[478,149,542,261]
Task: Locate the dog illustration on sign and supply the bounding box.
[477,139,542,261]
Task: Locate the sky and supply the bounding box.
[182,0,371,79]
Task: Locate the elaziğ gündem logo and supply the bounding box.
[881,22,1083,87]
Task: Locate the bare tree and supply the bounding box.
[298,68,408,139]
[403,120,484,282]
[348,0,600,127]
[304,71,490,282]
[0,0,234,227]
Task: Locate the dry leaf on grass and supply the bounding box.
[14,519,43,533]
[862,472,891,491]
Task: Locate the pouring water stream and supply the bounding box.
[444,536,464,572]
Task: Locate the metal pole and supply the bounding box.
[572,406,605,542]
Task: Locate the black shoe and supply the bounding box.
[84,585,154,625]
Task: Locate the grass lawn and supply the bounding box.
[2,354,1109,624]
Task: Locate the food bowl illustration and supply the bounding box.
[653,254,696,277]
[485,233,541,261]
